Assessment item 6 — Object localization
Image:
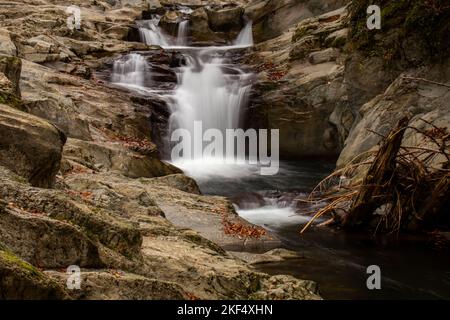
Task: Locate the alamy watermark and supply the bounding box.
[66,5,81,31]
[366,265,381,290]
[367,5,381,30]
[66,265,81,290]
[170,121,280,176]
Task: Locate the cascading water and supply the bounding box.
[137,17,169,47]
[111,18,256,177]
[111,53,149,88]
[137,15,190,48]
[176,20,189,46]
[164,23,256,178]
[168,52,252,142]
[234,21,254,47]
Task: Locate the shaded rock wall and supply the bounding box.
[247,7,349,159]
[246,0,349,42]
[246,0,449,163]
[337,0,450,168]
[0,104,66,188]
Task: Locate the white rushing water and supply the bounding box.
[168,52,252,137]
[111,53,149,88]
[168,54,255,173]
[237,206,310,230]
[137,17,169,47]
[113,17,257,179]
[176,20,189,46]
[110,16,319,228]
[236,195,326,230]
[137,15,191,48]
[234,20,254,47]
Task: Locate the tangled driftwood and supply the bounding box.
[301,115,449,235]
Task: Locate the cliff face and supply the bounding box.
[247,6,350,158]
[247,0,449,163]
[337,0,450,168]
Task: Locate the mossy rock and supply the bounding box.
[0,249,69,299]
[0,91,22,109]
[349,0,450,65]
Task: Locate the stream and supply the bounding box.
[109,14,450,300]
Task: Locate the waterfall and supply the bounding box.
[137,16,189,48]
[137,17,170,47]
[159,21,256,178]
[137,16,253,50]
[111,19,256,177]
[234,21,254,47]
[176,20,189,46]
[168,51,252,137]
[111,53,149,87]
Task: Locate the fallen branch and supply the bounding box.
[402,76,450,88]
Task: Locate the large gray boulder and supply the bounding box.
[0,29,17,57]
[206,6,244,32]
[337,63,450,169]
[0,244,69,300]
[246,0,349,42]
[0,104,66,188]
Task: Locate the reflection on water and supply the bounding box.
[184,160,334,196]
[256,225,450,300]
[188,160,450,300]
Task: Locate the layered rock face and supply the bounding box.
[0,0,321,300]
[0,104,66,188]
[336,0,450,169]
[247,6,349,158]
[246,0,449,164]
[246,0,349,42]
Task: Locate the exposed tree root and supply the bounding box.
[301,115,450,235]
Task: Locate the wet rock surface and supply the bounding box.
[0,0,322,300]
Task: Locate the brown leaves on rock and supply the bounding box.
[115,135,156,154]
[210,203,267,239]
[222,217,266,239]
[185,292,200,300]
[256,61,287,81]
[65,190,93,201]
[7,202,45,216]
[107,269,125,278]
[63,165,92,176]
[268,70,288,81]
[99,128,156,154]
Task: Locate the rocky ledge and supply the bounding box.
[0,0,321,300]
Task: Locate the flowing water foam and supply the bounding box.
[111,53,150,90]
[132,19,259,179]
[112,18,272,182]
[111,18,308,225]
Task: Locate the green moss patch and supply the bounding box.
[0,91,21,108]
[0,249,42,278]
[349,0,450,65]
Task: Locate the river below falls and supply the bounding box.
[187,160,450,300]
[110,16,450,300]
